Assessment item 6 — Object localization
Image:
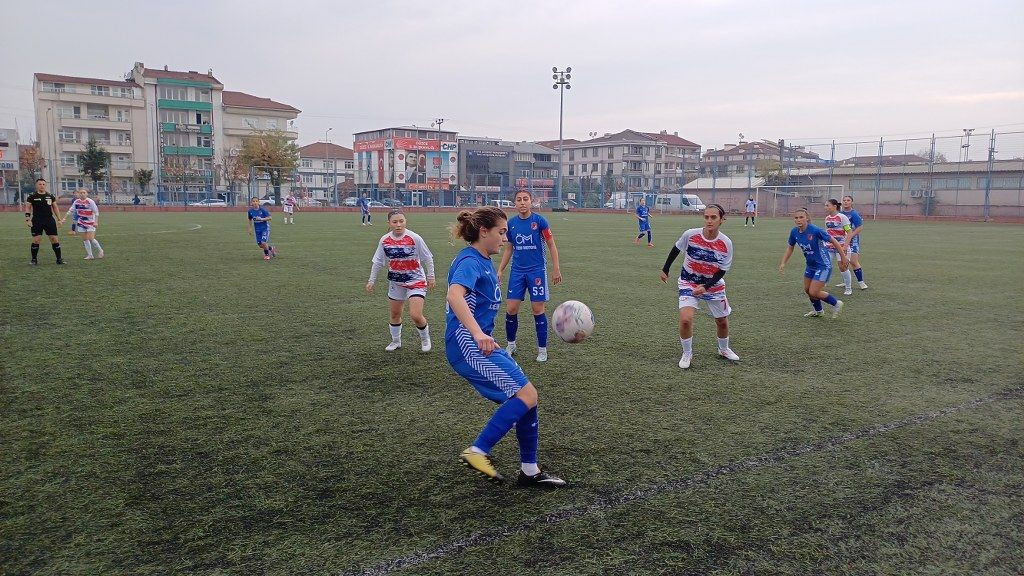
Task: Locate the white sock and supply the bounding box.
[521,462,540,475]
[469,446,486,455]
[680,337,693,354]
[91,239,102,252]
[841,269,852,289]
[389,323,402,342]
[417,324,430,341]
[83,241,93,257]
[717,337,730,351]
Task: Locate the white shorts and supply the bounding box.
[679,295,732,318]
[283,205,294,214]
[388,282,426,301]
[76,223,96,233]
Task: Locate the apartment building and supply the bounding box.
[33,73,147,197]
[354,125,459,205]
[297,142,355,202]
[701,140,825,177]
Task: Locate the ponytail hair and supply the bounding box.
[827,198,841,209]
[450,206,507,243]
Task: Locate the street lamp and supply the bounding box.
[552,66,571,204]
[431,118,445,207]
[325,127,334,205]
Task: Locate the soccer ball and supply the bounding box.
[552,300,595,343]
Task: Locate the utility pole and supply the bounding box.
[552,67,572,205]
[431,118,445,206]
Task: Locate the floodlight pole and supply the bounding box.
[552,67,571,205]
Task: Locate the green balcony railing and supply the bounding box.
[162,146,214,157]
[161,122,213,134]
[158,99,213,111]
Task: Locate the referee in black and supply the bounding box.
[24,178,65,265]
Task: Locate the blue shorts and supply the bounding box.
[804,264,833,283]
[254,227,270,245]
[446,328,529,403]
[849,236,860,254]
[507,268,549,302]
[638,220,650,232]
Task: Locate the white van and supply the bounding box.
[679,194,707,213]
[490,199,514,208]
[655,193,707,212]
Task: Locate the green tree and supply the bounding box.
[915,149,949,163]
[238,129,298,203]
[80,138,110,192]
[134,169,153,195]
[755,159,787,187]
[18,144,46,200]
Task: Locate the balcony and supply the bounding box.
[158,99,213,111]
[163,146,214,157]
[162,122,213,134]
[60,116,133,130]
[159,169,214,182]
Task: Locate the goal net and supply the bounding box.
[755,184,845,218]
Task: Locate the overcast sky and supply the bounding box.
[3,0,1022,154]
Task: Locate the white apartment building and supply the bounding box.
[33,73,148,198]
[297,142,355,202]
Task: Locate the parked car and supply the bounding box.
[381,198,404,208]
[342,196,359,206]
[301,198,324,207]
[188,198,228,207]
[367,200,386,208]
[259,196,277,206]
[490,199,514,208]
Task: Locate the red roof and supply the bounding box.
[642,131,699,148]
[223,90,300,113]
[299,142,354,160]
[35,73,137,88]
[142,67,221,85]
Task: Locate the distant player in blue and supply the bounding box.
[247,197,277,261]
[778,207,848,318]
[837,195,868,290]
[358,193,372,226]
[496,189,562,362]
[446,206,566,488]
[634,197,653,246]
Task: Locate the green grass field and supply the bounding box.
[2,210,1022,575]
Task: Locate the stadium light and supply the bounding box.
[552,66,572,205]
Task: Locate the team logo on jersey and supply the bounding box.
[515,233,534,245]
[807,234,814,241]
[531,222,537,230]
[534,278,542,286]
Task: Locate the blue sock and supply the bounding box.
[854,268,863,282]
[534,313,548,348]
[811,298,823,312]
[263,248,269,255]
[474,397,530,454]
[646,231,652,243]
[824,294,838,306]
[515,407,539,465]
[505,313,519,342]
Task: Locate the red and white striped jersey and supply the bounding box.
[369,229,435,289]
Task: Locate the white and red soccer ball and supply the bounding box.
[552,300,595,343]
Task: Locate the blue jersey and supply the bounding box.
[788,224,833,269]
[841,209,863,230]
[445,246,502,341]
[357,197,370,213]
[636,204,650,223]
[507,213,550,271]
[248,207,270,231]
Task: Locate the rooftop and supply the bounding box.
[35,72,137,88]
[299,142,354,160]
[223,90,300,113]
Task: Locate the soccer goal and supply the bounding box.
[755,184,845,218]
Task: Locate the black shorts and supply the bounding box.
[31,218,58,237]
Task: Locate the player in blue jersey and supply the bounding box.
[446,206,566,488]
[247,197,277,260]
[357,193,372,226]
[778,207,848,318]
[836,195,868,290]
[634,196,653,246]
[496,189,562,362]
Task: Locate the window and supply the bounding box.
[115,109,130,122]
[57,105,81,119]
[591,163,598,172]
[87,106,108,120]
[978,177,1023,189]
[94,180,109,193]
[162,133,185,147]
[580,148,587,158]
[115,87,133,98]
[266,119,278,130]
[244,117,259,130]
[60,153,79,167]
[197,89,211,103]
[568,165,575,176]
[198,136,212,148]
[159,86,188,100]
[60,178,84,191]
[91,85,111,96]
[301,159,313,168]
[850,178,904,191]
[115,132,131,146]
[58,128,80,143]
[932,177,970,190]
[568,150,575,160]
[43,82,69,93]
[344,161,354,170]
[161,110,187,124]
[112,155,132,170]
[195,112,210,124]
[323,160,335,169]
[607,147,614,159]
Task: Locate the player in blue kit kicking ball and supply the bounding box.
[496,189,562,362]
[247,197,277,260]
[447,206,566,488]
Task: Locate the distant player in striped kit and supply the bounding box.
[496,189,562,362]
[660,204,739,369]
[65,188,104,260]
[367,209,435,352]
[779,207,848,319]
[823,198,853,295]
[446,206,566,488]
[282,193,297,224]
